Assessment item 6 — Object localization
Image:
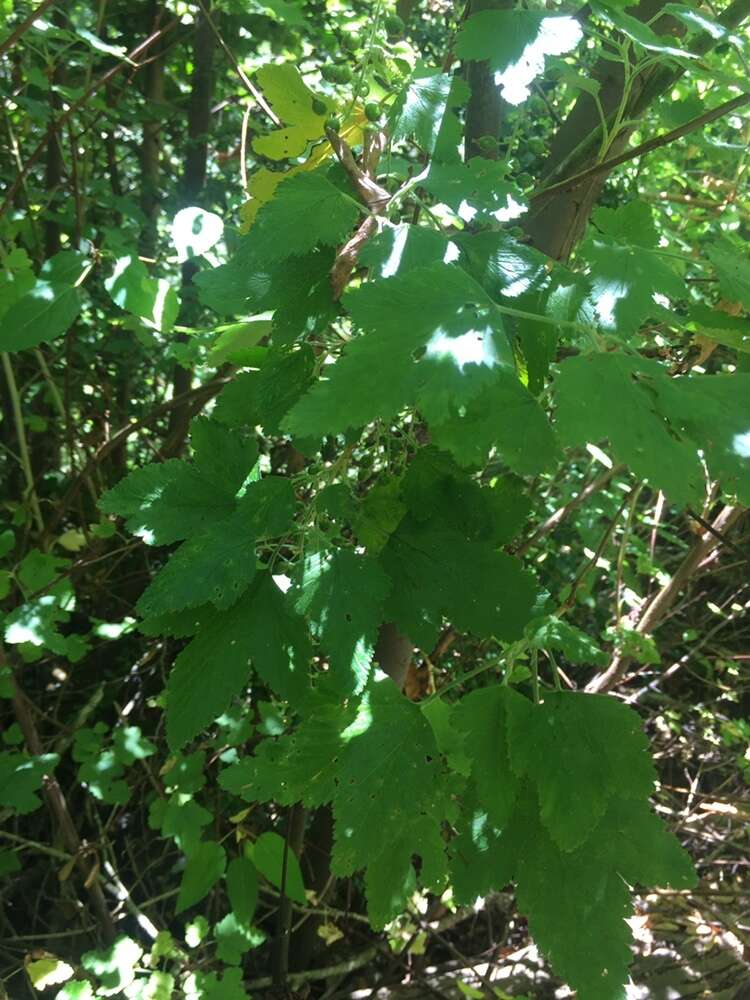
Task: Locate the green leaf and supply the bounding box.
[455,12,582,103]
[163,750,206,794]
[352,479,407,553]
[176,840,226,913]
[513,792,694,999]
[525,616,608,666]
[292,550,390,694]
[0,849,21,875]
[207,320,271,365]
[450,792,513,904]
[400,448,529,545]
[593,1,698,58]
[580,237,685,335]
[100,421,257,545]
[149,795,212,856]
[184,967,250,1000]
[507,691,657,850]
[689,303,750,353]
[422,158,524,222]
[429,369,560,473]
[196,245,336,343]
[0,250,86,352]
[284,263,514,439]
[136,477,296,616]
[226,856,259,925]
[591,200,660,248]
[655,372,750,504]
[0,752,58,813]
[254,0,306,25]
[450,689,696,998]
[214,913,266,964]
[56,981,95,1000]
[165,573,311,749]
[453,687,523,828]
[329,677,449,918]
[81,936,143,996]
[251,172,359,261]
[104,255,178,332]
[219,690,356,808]
[360,223,453,279]
[214,347,315,433]
[708,238,750,309]
[390,68,456,154]
[554,353,705,506]
[251,831,306,903]
[0,246,35,321]
[458,231,553,300]
[663,3,729,39]
[421,698,471,776]
[380,514,538,648]
[141,971,175,1000]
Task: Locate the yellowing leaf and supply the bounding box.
[240,170,286,229]
[256,64,329,131]
[252,64,329,161]
[26,955,74,990]
[57,529,86,552]
[240,109,366,232]
[317,922,344,945]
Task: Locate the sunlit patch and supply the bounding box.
[591,280,629,329]
[492,193,527,223]
[171,206,224,263]
[151,279,172,331]
[380,223,411,278]
[425,324,499,371]
[495,16,583,104]
[732,430,750,457]
[341,688,373,742]
[458,192,527,225]
[444,241,461,264]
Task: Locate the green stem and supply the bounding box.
[530,648,540,704]
[425,658,501,703]
[2,351,44,535]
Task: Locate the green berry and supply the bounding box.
[364,101,381,122]
[325,115,341,132]
[384,13,405,35]
[321,65,339,83]
[342,33,358,52]
[356,81,371,97]
[476,135,499,154]
[311,98,328,116]
[517,172,533,188]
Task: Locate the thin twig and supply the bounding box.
[1,352,44,534]
[535,91,750,202]
[514,464,626,557]
[5,654,116,942]
[195,0,280,123]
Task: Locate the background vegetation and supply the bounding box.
[0,1,749,998]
